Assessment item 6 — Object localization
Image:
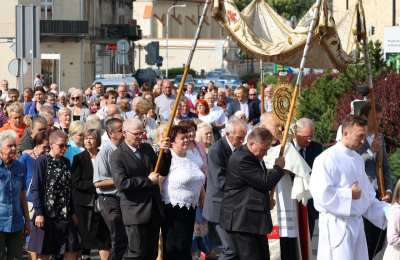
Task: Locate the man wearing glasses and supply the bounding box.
[110,118,169,259]
[292,118,323,238]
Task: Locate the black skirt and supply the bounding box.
[28,217,81,255]
[75,205,111,250]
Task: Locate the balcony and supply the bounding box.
[40,20,89,37]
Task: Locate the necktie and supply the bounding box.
[299,148,305,159]
[134,150,142,160]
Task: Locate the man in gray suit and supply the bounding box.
[203,117,247,260]
[357,102,392,259]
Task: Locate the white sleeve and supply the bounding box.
[310,155,353,217]
[363,199,387,229]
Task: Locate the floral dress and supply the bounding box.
[45,155,72,220]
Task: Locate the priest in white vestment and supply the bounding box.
[310,115,389,260]
[259,112,311,260]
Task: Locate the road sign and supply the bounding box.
[8,59,28,76]
[117,39,130,54]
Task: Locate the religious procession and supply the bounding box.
[1,0,400,260]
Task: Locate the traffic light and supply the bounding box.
[156,56,163,68]
[144,41,159,65]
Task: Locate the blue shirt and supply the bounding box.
[0,159,27,232]
[64,140,84,164]
[18,153,35,202]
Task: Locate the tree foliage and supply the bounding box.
[234,0,314,19]
[297,41,390,145]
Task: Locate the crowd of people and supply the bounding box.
[0,76,399,260]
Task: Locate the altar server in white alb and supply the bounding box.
[310,115,388,260]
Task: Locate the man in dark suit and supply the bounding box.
[220,127,286,260]
[293,118,323,237]
[227,86,260,125]
[357,103,392,259]
[110,118,169,260]
[203,117,248,260]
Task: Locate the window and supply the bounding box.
[41,0,53,20]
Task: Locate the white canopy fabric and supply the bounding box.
[212,0,363,70]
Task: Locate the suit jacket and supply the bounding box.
[227,100,260,125]
[110,142,169,225]
[71,150,97,207]
[220,146,284,235]
[203,137,233,223]
[357,135,393,191]
[303,141,323,169]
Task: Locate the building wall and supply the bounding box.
[134,39,226,74]
[333,0,400,43]
[134,0,224,39]
[0,0,40,89]
[53,0,82,20]
[41,41,94,90]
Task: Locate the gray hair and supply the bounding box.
[294,118,315,133]
[225,116,247,134]
[32,116,48,128]
[0,130,17,148]
[123,118,144,132]
[58,91,67,97]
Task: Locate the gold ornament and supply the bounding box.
[272,82,294,125]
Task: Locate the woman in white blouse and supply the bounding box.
[161,125,206,260]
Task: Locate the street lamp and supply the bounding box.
[166,4,186,79]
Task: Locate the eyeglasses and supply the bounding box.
[126,130,144,136]
[71,97,80,101]
[55,143,67,148]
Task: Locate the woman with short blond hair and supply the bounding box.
[69,88,90,122]
[0,102,26,143]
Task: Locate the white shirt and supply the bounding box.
[239,101,249,119]
[161,150,205,209]
[199,106,226,126]
[96,106,108,120]
[184,91,197,105]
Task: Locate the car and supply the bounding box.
[93,74,138,89]
[216,74,242,88]
[174,74,195,86]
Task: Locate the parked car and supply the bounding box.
[216,74,242,88]
[174,74,195,86]
[93,74,138,88]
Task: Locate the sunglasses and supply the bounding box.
[71,97,80,101]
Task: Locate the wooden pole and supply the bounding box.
[271,1,323,260]
[359,0,385,199]
[279,0,323,156]
[154,0,210,175]
[260,59,266,113]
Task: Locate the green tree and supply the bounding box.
[234,0,314,20]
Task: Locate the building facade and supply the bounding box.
[332,0,400,44]
[133,0,254,76]
[1,0,140,91]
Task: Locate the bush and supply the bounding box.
[389,149,400,183]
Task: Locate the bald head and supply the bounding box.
[259,112,280,139]
[107,104,120,116]
[294,117,315,148]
